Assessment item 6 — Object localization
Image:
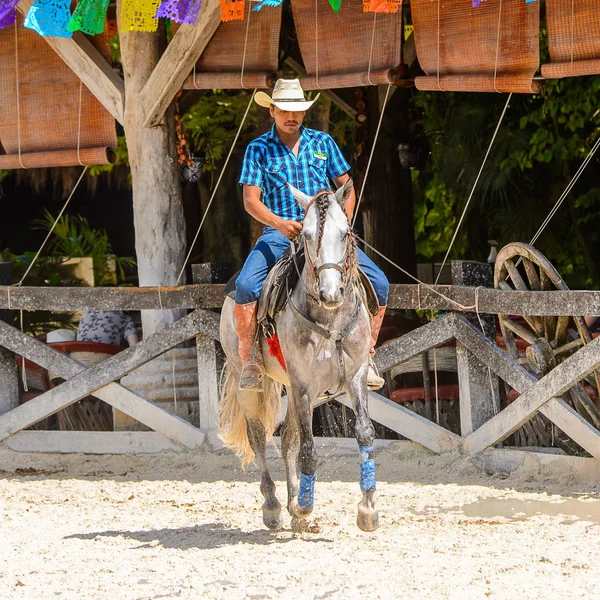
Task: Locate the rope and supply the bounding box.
[570,0,576,77]
[176,89,256,285]
[355,234,477,312]
[314,0,320,90]
[367,14,377,87]
[433,348,439,424]
[434,92,512,284]
[240,0,252,89]
[14,20,26,170]
[77,80,84,166]
[16,166,88,286]
[436,0,442,91]
[493,0,503,93]
[20,309,28,392]
[351,83,392,229]
[528,132,600,247]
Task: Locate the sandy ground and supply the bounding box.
[2,442,600,600]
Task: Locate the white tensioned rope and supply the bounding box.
[493,0,503,93]
[314,0,321,90]
[355,234,477,311]
[528,132,600,248]
[16,166,88,286]
[434,92,512,285]
[176,89,256,285]
[240,0,252,89]
[570,0,576,77]
[436,0,442,91]
[351,83,392,229]
[14,20,26,170]
[77,80,84,166]
[367,13,378,87]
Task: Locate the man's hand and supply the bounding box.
[276,218,303,240]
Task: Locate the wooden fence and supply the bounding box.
[1,268,600,462]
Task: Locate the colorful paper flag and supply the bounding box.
[155,0,204,24]
[24,0,73,38]
[68,0,111,35]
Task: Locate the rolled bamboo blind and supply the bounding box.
[0,16,117,170]
[182,1,281,90]
[412,0,541,93]
[291,0,406,90]
[542,0,600,79]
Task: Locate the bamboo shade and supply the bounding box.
[291,0,405,90]
[412,0,541,93]
[0,17,116,169]
[542,0,600,79]
[182,1,281,90]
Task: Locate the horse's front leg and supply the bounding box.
[348,362,379,532]
[285,385,318,520]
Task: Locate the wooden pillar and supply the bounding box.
[192,263,230,432]
[0,262,18,415]
[452,260,500,436]
[118,7,187,338]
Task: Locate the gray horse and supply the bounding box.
[219,179,378,532]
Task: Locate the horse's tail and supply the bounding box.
[218,361,282,467]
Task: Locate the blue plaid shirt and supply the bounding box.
[239,125,351,221]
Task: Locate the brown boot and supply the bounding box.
[367,306,386,390]
[233,301,264,392]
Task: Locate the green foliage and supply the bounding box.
[412,72,600,288]
[183,89,258,168]
[33,210,137,285]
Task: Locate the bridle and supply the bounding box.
[300,190,354,298]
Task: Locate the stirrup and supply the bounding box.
[239,361,264,392]
[367,359,384,391]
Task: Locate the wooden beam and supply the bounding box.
[337,391,461,454]
[16,1,125,125]
[0,284,225,317]
[461,333,600,457]
[455,316,600,459]
[375,314,456,373]
[2,431,190,454]
[0,311,219,446]
[140,0,221,128]
[3,283,600,316]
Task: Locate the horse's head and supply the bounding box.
[288,179,354,309]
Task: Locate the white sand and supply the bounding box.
[1,442,600,600]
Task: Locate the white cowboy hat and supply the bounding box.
[255,79,320,112]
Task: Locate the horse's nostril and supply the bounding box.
[339,287,345,296]
[319,291,328,303]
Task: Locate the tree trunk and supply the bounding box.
[361,86,416,284]
[118,12,187,337]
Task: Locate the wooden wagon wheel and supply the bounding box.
[494,242,600,444]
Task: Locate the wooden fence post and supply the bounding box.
[0,262,18,415]
[452,260,500,435]
[192,263,231,433]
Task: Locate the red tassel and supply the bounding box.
[266,334,287,372]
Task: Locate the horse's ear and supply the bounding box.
[287,183,312,210]
[335,178,354,206]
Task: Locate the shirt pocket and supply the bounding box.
[265,158,287,189]
[308,154,329,187]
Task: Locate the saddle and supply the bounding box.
[225,241,379,324]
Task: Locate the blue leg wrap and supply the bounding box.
[359,446,376,492]
[298,472,316,509]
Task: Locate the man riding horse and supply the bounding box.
[234,78,389,391]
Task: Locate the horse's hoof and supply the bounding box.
[262,502,283,530]
[289,497,313,520]
[291,517,310,533]
[357,505,379,532]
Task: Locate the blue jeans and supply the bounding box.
[235,227,389,306]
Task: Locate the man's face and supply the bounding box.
[270,106,306,135]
